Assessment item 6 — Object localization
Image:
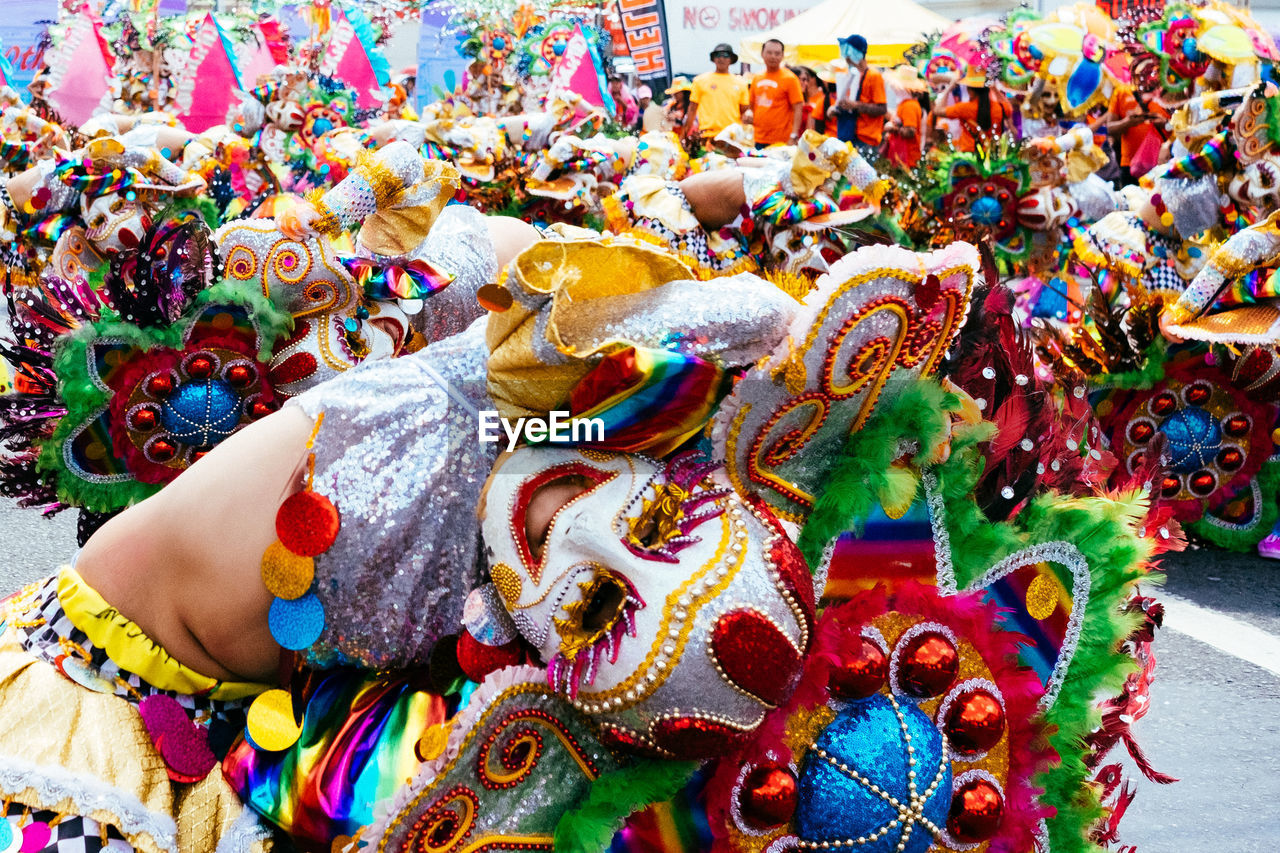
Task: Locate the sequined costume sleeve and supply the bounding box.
[308,140,424,238]
[403,204,498,344]
[1168,210,1280,324]
[283,319,499,669]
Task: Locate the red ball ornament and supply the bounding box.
[150,439,177,462]
[1190,471,1216,495]
[947,778,1004,843]
[187,355,215,380]
[943,689,1005,754]
[455,630,523,682]
[1185,384,1211,406]
[829,637,888,700]
[1217,448,1244,470]
[130,407,158,432]
[1160,475,1182,497]
[896,631,959,697]
[1151,393,1177,417]
[251,400,279,419]
[227,364,255,388]
[276,490,341,556]
[738,764,798,829]
[1128,422,1154,443]
[146,373,174,397]
[1224,415,1250,437]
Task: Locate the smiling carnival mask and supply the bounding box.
[480,446,815,759]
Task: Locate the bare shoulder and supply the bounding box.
[77,406,316,683]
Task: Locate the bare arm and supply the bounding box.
[682,100,700,138]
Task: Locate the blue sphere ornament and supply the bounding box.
[1183,37,1202,63]
[969,195,1004,226]
[311,117,335,137]
[492,36,506,51]
[796,693,952,852]
[553,40,567,56]
[1160,407,1221,473]
[161,378,242,446]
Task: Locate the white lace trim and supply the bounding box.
[812,537,835,602]
[0,755,178,852]
[922,469,955,595]
[214,805,274,853]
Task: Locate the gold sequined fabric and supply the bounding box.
[0,619,271,853]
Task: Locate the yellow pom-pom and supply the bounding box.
[1160,212,1174,227]
[261,541,315,600]
[246,689,302,752]
[416,724,450,762]
[1025,570,1060,620]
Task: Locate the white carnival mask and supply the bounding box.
[81,191,150,254]
[481,447,815,759]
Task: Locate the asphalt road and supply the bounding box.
[1,499,1277,850]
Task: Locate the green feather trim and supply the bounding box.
[194,278,294,358]
[36,280,292,513]
[1188,457,1280,551]
[796,379,962,570]
[553,760,698,853]
[798,376,1156,853]
[927,417,1154,853]
[1087,339,1170,391]
[159,196,222,231]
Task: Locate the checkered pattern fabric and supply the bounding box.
[11,574,250,748]
[1,804,133,852]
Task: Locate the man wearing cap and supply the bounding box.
[829,34,886,159]
[683,43,751,140]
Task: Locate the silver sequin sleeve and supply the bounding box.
[284,318,499,669]
[408,205,498,344]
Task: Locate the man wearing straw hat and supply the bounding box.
[683,43,751,140]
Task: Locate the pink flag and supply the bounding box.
[545,24,616,115]
[237,22,286,89]
[318,5,388,109]
[43,6,113,127]
[173,14,243,134]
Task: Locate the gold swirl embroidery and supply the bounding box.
[377,684,578,853]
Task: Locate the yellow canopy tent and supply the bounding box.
[739,0,951,67]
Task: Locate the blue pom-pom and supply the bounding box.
[796,693,952,852]
[269,593,326,650]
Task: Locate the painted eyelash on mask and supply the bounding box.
[621,450,731,562]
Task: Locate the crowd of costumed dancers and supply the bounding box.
[10,0,1280,851]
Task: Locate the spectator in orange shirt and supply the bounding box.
[829,34,887,160]
[749,39,804,148]
[1106,86,1167,185]
[884,67,929,170]
[683,43,751,140]
[796,66,829,135]
[933,71,1009,152]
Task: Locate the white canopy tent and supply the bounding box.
[739,0,951,67]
